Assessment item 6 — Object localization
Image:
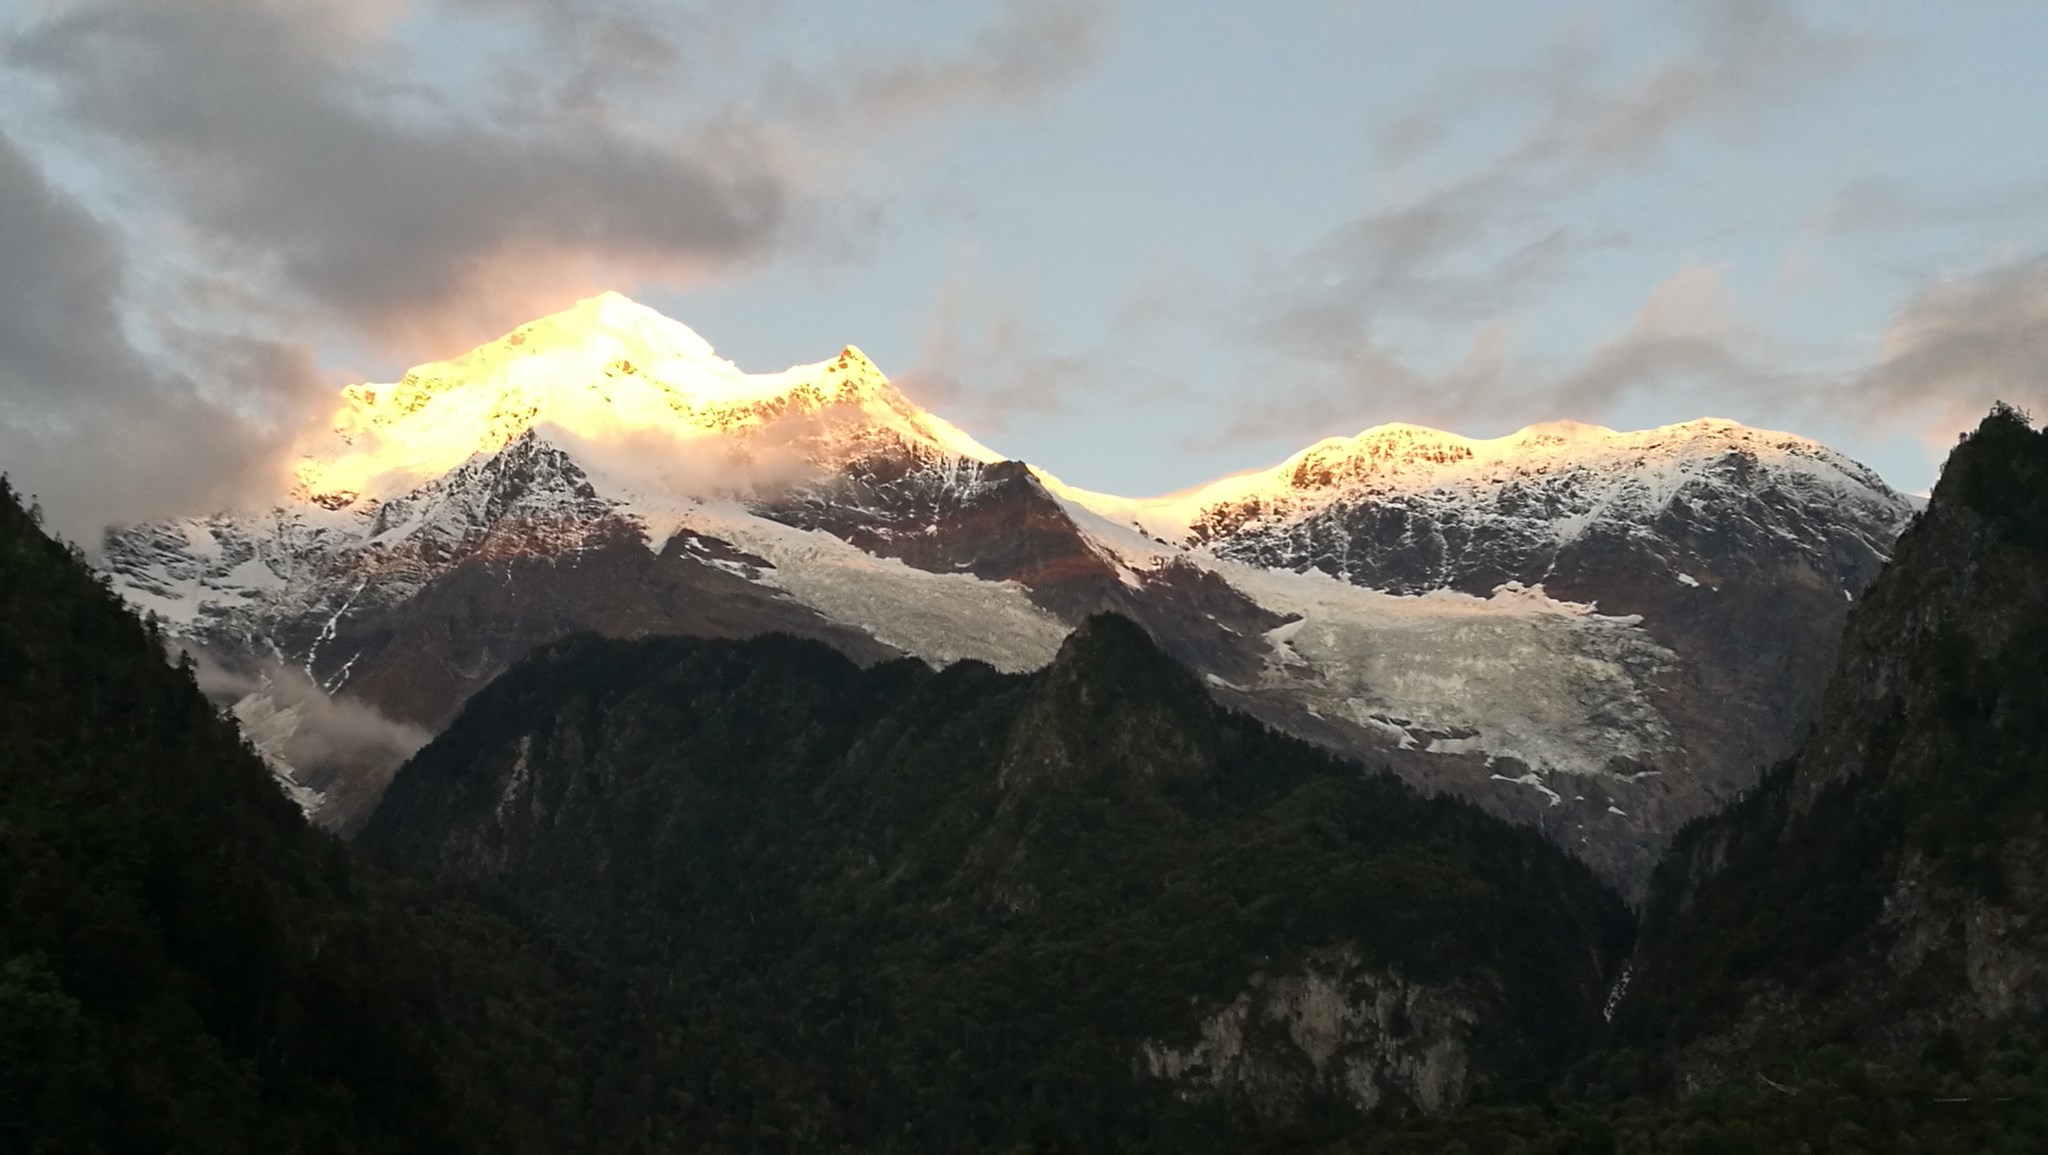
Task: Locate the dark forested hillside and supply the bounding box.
[363,615,1634,1150]
[0,477,467,1151]
[0,477,740,1153]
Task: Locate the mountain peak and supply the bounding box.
[1049,611,1168,668]
[290,297,1001,508]
[515,291,719,360]
[1051,413,1909,551]
[1287,423,1480,489]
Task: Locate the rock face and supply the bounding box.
[1609,407,2048,1091]
[1140,949,1481,1117]
[99,293,1915,890]
[360,615,1632,1132]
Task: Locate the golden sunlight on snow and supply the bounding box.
[290,292,1001,507]
[1038,416,1846,542]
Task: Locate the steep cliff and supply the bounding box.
[1610,405,2048,1092]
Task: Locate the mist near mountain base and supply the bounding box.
[188,648,429,826]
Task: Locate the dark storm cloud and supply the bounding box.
[0,131,306,540]
[9,0,787,341]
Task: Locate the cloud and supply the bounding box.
[1547,262,1784,415]
[1381,0,1864,178]
[1211,261,1792,448]
[784,0,1112,132]
[1231,247,2048,468]
[1232,0,1867,448]
[891,244,1197,448]
[894,280,1110,436]
[6,0,1113,353]
[0,0,1114,540]
[9,0,787,347]
[191,652,430,831]
[1506,0,1864,171]
[0,130,309,541]
[1848,256,2048,449]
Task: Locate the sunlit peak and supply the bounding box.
[288,295,1002,509]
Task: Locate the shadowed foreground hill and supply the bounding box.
[363,615,1633,1149]
[0,477,741,1153]
[0,477,473,1150]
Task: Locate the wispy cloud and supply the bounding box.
[799,0,1113,130]
[9,0,787,345]
[0,0,1114,536]
[1846,256,2048,449]
[1232,0,1868,445]
[894,265,1144,438]
[1210,260,1790,448]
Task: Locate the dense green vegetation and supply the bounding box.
[0,477,735,1152]
[364,614,1634,1152]
[0,476,454,1151]
[1338,1046,2048,1154]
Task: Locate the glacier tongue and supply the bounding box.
[612,497,1070,674]
[1210,564,1676,779]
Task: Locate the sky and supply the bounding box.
[2,0,2047,539]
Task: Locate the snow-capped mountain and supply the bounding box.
[1063,418,1905,595]
[101,293,1918,888]
[1050,418,1917,870]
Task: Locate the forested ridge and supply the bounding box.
[360,613,1634,1151]
[0,476,730,1153]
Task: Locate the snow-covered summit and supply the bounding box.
[1051,416,1905,547]
[293,292,1000,510]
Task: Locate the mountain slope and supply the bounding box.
[1604,405,2048,1092]
[0,477,692,1151]
[361,616,1633,1144]
[100,294,1916,889]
